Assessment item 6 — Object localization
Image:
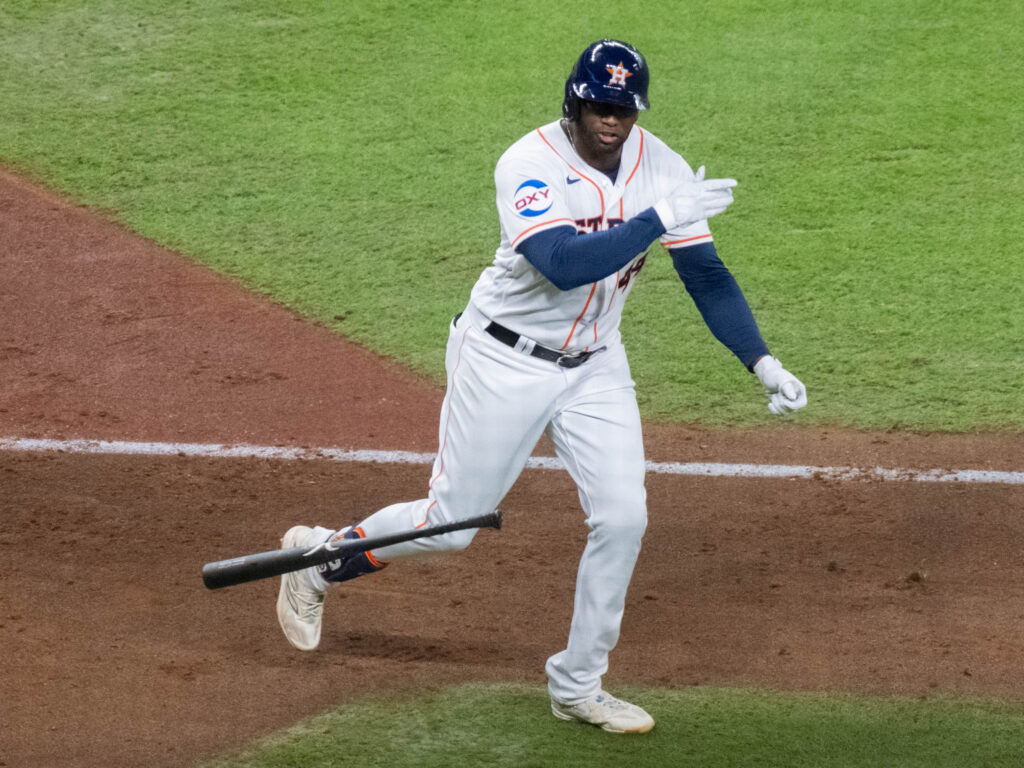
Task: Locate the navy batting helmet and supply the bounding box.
[562,39,650,121]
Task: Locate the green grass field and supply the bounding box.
[1,0,1021,431]
[2,2,1023,766]
[202,684,1024,768]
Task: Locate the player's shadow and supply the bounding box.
[333,630,542,668]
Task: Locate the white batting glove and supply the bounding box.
[653,166,737,231]
[753,355,807,415]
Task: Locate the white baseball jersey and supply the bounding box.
[469,119,713,353]
[312,118,714,704]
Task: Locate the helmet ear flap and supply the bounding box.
[562,80,580,121]
[563,94,580,121]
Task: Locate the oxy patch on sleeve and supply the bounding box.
[513,179,554,218]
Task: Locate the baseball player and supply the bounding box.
[277,39,807,734]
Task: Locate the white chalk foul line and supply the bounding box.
[1,436,1022,485]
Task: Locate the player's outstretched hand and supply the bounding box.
[753,355,808,415]
[654,165,737,231]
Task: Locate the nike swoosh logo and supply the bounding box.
[567,177,581,184]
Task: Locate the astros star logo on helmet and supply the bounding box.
[606,62,633,87]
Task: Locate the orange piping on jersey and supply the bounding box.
[512,217,577,248]
[536,126,608,348]
[663,233,714,247]
[416,501,437,530]
[535,128,605,214]
[561,281,597,350]
[623,127,645,187]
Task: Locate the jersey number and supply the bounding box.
[618,254,647,290]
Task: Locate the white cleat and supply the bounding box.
[551,690,655,734]
[276,525,326,651]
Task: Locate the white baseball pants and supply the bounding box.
[352,303,648,703]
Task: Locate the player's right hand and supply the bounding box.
[654,166,737,231]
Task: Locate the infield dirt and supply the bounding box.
[2,169,1022,767]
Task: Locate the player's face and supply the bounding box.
[572,100,639,171]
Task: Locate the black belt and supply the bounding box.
[484,319,604,369]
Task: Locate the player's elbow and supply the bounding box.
[548,273,582,291]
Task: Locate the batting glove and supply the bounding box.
[653,166,737,231]
[753,355,808,415]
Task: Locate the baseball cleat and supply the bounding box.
[276,526,326,651]
[551,691,655,734]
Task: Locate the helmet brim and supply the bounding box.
[571,82,649,111]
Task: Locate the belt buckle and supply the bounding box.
[556,352,589,369]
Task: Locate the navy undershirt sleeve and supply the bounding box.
[670,241,771,370]
[516,208,665,291]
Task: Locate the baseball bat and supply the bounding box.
[202,510,501,590]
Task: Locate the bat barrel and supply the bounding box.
[202,547,311,590]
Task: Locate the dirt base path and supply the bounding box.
[2,169,1022,768]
